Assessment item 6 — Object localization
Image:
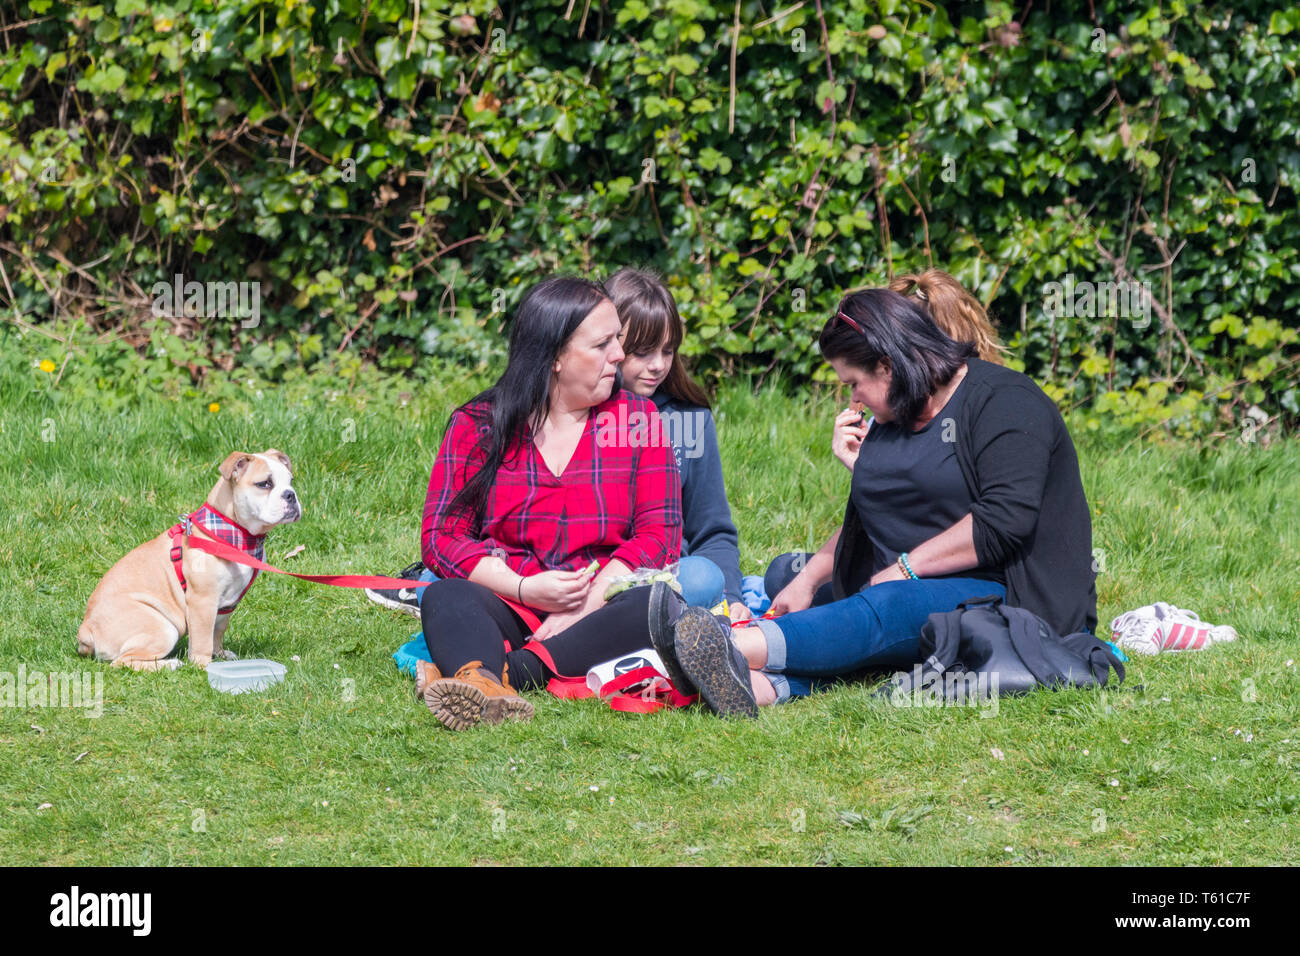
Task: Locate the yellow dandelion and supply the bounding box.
[39,359,56,373]
[208,402,220,413]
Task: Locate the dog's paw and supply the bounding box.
[216,649,239,661]
[188,655,212,670]
[160,659,183,672]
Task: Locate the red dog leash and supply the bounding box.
[180,521,544,630]
[182,521,433,592]
[186,525,705,707]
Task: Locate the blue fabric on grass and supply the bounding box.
[741,574,771,615]
[392,632,432,678]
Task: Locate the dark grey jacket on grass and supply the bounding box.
[832,358,1097,636]
[652,390,743,603]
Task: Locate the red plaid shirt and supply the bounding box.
[421,390,682,583]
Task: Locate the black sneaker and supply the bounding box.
[646,581,693,694]
[365,561,426,618]
[671,607,759,718]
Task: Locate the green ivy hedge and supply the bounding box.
[1,0,1297,438]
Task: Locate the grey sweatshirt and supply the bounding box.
[651,390,744,602]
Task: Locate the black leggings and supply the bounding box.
[420,578,670,691]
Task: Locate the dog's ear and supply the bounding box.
[262,449,292,474]
[219,452,253,482]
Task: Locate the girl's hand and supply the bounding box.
[831,408,868,471]
[728,601,753,623]
[520,570,593,613]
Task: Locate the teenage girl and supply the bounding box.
[604,267,745,618]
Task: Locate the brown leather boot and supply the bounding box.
[413,660,442,701]
[492,661,534,725]
[423,660,534,730]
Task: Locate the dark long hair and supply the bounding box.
[604,267,712,409]
[445,275,611,524]
[818,288,977,429]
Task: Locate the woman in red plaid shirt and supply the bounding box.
[415,276,687,730]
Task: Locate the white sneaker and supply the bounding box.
[1110,615,1165,656]
[1110,602,1172,654]
[1156,606,1239,652]
[1110,602,1239,655]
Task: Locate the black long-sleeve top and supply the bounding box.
[833,358,1098,636]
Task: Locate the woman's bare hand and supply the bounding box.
[520,570,592,613]
[769,575,816,617]
[531,605,595,642]
[831,408,868,471]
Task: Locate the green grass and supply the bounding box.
[2,372,1298,865]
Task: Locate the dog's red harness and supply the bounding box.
[167,504,266,614]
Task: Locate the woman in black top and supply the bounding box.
[656,288,1096,713]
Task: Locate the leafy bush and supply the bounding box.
[1,0,1297,439]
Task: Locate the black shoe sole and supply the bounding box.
[673,608,758,719]
[646,582,695,695]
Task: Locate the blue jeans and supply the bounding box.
[420,558,725,610]
[676,555,725,609]
[751,577,1006,701]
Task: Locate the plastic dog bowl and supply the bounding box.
[207,659,287,695]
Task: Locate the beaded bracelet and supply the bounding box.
[897,552,919,580]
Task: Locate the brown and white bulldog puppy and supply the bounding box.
[78,450,301,671]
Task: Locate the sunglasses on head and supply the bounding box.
[834,310,866,335]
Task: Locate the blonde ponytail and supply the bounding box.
[889,269,1008,365]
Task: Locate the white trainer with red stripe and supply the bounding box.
[1110,602,1239,656]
